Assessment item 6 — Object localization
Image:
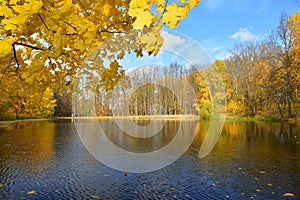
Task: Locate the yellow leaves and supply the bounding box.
[181,0,202,9]
[133,11,154,29]
[0,37,17,57]
[27,190,36,195]
[91,195,100,199]
[162,3,188,28]
[56,0,73,12]
[128,0,154,29]
[102,3,112,16]
[128,0,201,29]
[0,183,4,188]
[137,25,164,56]
[283,193,294,197]
[12,0,43,15]
[2,0,43,31]
[0,5,13,17]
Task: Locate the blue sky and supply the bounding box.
[174,0,299,59]
[119,0,298,70]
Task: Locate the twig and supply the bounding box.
[48,57,60,78]
[12,44,20,71]
[77,0,90,16]
[13,42,45,51]
[38,13,49,30]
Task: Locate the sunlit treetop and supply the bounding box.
[0,0,201,91]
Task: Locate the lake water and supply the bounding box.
[0,119,299,199]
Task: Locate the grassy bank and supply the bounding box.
[0,118,50,128]
[219,115,300,124]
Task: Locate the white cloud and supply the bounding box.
[161,30,185,50]
[229,27,259,42]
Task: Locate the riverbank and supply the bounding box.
[0,115,299,127]
[0,119,49,128]
[221,116,300,124]
[59,114,199,120]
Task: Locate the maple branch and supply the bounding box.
[163,0,169,14]
[12,42,46,71]
[77,0,90,16]
[12,44,20,71]
[61,19,77,30]
[0,57,14,84]
[13,42,45,51]
[38,13,49,31]
[48,57,60,78]
[100,29,125,34]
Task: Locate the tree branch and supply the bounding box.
[13,42,45,51]
[12,44,20,71]
[77,0,90,16]
[12,42,46,71]
[61,19,77,30]
[38,13,49,31]
[0,57,14,84]
[48,57,60,78]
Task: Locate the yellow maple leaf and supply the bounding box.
[0,5,13,17]
[162,3,188,28]
[102,3,111,16]
[27,190,36,195]
[283,193,294,197]
[132,10,154,29]
[56,0,72,12]
[0,37,17,57]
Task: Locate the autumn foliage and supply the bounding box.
[0,0,200,118]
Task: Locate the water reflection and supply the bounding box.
[75,119,198,172]
[0,120,299,199]
[0,122,56,169]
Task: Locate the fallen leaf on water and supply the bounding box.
[172,195,177,199]
[91,195,100,199]
[103,174,109,177]
[0,184,4,188]
[259,171,266,174]
[256,189,261,192]
[267,183,272,186]
[96,172,100,174]
[283,193,294,197]
[226,195,229,198]
[255,178,259,180]
[20,197,26,200]
[55,190,59,192]
[27,190,36,195]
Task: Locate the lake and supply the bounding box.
[0,119,299,199]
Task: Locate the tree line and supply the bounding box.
[1,11,299,120]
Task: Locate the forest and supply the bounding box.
[0,1,299,120]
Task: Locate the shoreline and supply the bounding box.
[0,118,49,128]
[0,115,299,126]
[59,114,199,120]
